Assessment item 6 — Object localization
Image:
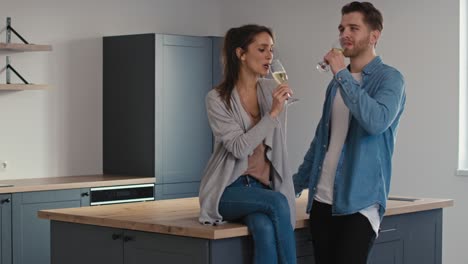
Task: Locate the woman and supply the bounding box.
[198,24,297,264]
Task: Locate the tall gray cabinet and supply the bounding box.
[103,34,222,199]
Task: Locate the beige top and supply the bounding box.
[243,142,271,186]
[38,189,454,240]
[242,114,271,186]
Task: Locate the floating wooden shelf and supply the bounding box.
[0,18,52,90]
[0,42,52,52]
[0,84,48,90]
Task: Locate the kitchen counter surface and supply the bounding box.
[38,190,453,239]
[0,174,155,193]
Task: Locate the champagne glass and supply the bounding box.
[316,39,344,73]
[270,59,299,104]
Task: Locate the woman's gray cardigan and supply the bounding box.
[198,78,296,227]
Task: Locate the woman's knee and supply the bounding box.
[244,213,275,241]
[268,192,291,215]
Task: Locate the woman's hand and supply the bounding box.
[269,83,293,118]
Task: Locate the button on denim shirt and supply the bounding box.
[293,56,406,219]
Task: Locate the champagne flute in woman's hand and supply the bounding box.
[270,59,299,105]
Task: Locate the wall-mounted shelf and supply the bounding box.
[0,17,52,91]
[0,84,48,90]
[0,43,52,52]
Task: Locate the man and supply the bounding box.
[293,2,406,264]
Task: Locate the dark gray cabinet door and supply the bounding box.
[124,230,209,264]
[12,189,89,264]
[400,209,442,264]
[368,209,442,264]
[51,221,123,264]
[0,194,11,264]
[368,219,404,264]
[103,33,156,178]
[155,34,213,186]
[50,221,209,264]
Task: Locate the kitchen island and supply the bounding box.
[39,190,453,264]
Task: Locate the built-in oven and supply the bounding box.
[89,183,155,206]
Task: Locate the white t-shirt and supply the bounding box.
[314,71,380,236]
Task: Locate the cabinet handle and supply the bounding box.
[1,198,11,204]
[81,192,89,197]
[112,234,122,240]
[123,236,135,242]
[380,228,397,233]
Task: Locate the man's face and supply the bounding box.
[338,11,378,58]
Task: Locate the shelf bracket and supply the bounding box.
[6,17,29,44]
[5,17,31,84]
[6,56,29,84]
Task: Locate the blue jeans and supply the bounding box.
[219,175,297,264]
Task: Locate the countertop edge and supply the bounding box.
[0,175,155,193]
[385,199,454,216]
[37,211,235,240]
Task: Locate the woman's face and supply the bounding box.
[238,32,274,76]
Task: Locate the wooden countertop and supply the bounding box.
[0,174,155,193]
[38,190,453,240]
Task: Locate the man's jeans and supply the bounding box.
[219,175,297,264]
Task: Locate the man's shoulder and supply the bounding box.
[378,63,405,81]
[380,63,401,73]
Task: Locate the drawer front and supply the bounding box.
[155,182,200,200]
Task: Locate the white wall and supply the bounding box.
[0,0,466,262]
[220,0,465,263]
[0,0,223,179]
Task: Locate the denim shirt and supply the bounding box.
[293,56,406,219]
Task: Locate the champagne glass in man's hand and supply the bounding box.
[270,59,299,105]
[316,39,344,73]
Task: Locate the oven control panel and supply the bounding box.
[90,183,155,205]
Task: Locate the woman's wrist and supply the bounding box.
[269,111,279,118]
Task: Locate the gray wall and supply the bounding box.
[0,0,466,263]
[0,0,223,178]
[220,0,464,263]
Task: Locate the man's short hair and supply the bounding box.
[342,1,383,31]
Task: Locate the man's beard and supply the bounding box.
[343,35,371,58]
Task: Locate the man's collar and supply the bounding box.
[362,56,382,75]
[347,56,382,75]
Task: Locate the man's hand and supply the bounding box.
[324,49,346,75]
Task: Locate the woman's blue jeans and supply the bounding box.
[218,175,297,264]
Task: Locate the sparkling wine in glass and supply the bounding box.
[316,39,344,73]
[270,59,299,104]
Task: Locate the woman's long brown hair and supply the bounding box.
[215,24,274,110]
